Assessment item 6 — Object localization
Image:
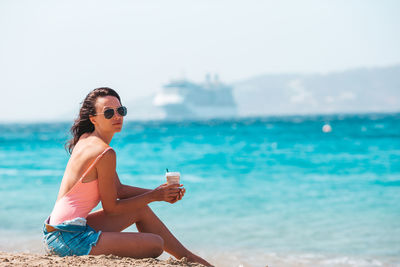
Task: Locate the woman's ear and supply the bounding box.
[89,115,96,125]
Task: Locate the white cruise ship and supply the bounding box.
[153,74,237,120]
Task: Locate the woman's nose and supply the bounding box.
[114,110,123,118]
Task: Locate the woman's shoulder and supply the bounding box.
[72,137,113,161]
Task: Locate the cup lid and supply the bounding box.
[166,172,180,176]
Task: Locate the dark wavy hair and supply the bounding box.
[66,87,121,154]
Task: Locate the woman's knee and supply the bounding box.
[150,233,164,257]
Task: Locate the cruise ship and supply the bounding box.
[153,74,237,120]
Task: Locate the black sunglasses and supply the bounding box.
[95,106,127,119]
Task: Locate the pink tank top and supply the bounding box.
[49,147,113,225]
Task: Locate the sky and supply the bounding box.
[0,0,399,122]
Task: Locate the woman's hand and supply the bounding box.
[151,183,184,203]
[168,187,186,204]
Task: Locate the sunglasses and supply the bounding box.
[95,106,127,119]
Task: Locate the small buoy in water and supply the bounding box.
[322,124,332,133]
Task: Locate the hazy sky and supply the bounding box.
[1,0,399,122]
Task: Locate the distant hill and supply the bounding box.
[233,65,400,117]
[124,65,400,120]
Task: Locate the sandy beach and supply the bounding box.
[0,252,207,267]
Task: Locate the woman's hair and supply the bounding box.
[66,87,121,154]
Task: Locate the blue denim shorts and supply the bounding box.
[43,217,102,257]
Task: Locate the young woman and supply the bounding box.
[43,87,211,266]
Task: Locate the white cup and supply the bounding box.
[166,172,180,185]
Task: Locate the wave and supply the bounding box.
[199,250,400,267]
[0,168,63,177]
[120,173,206,184]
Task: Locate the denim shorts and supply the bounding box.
[43,217,102,257]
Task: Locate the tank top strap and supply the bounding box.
[80,146,114,180]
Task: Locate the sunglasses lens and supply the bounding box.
[104,109,114,119]
[117,106,127,117]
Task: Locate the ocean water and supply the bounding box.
[0,113,399,267]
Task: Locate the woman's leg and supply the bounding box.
[135,207,212,266]
[89,231,164,258]
[86,205,212,266]
[86,208,140,232]
[87,206,191,258]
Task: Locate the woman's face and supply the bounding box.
[91,96,124,133]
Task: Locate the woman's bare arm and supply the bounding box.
[97,149,181,216]
[114,173,151,199]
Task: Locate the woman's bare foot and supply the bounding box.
[186,252,213,267]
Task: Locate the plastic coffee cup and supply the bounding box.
[166,172,180,185]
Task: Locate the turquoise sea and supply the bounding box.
[0,113,399,267]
